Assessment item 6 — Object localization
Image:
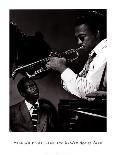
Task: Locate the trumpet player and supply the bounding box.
[46,10,107,100]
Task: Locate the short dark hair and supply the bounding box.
[75,10,107,40]
[17,77,33,94]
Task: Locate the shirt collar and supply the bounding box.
[25,100,39,111]
[89,38,107,57]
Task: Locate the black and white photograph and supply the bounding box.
[9,9,107,132]
[1,0,116,154]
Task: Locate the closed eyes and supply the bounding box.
[75,34,86,42]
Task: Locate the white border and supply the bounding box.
[0,0,116,155]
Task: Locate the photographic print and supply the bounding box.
[9,9,107,132]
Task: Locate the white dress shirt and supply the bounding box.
[25,100,39,117]
[61,39,107,99]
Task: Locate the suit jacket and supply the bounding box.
[10,99,57,132]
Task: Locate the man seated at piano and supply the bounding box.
[10,77,58,132]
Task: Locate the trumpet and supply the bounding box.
[12,48,79,79]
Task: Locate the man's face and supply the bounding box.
[23,80,39,100]
[75,24,98,54]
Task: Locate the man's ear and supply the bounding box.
[96,30,100,39]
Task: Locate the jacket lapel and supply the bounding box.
[20,101,33,130]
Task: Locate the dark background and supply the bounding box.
[10,9,80,50]
[10,9,89,109]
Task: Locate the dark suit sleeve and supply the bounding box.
[10,106,15,131]
[10,103,19,132]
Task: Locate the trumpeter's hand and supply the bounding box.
[46,57,67,73]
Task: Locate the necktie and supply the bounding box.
[31,103,38,132]
[79,52,96,77]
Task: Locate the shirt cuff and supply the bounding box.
[61,68,76,82]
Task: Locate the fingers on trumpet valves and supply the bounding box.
[46,64,50,69]
[60,57,66,63]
